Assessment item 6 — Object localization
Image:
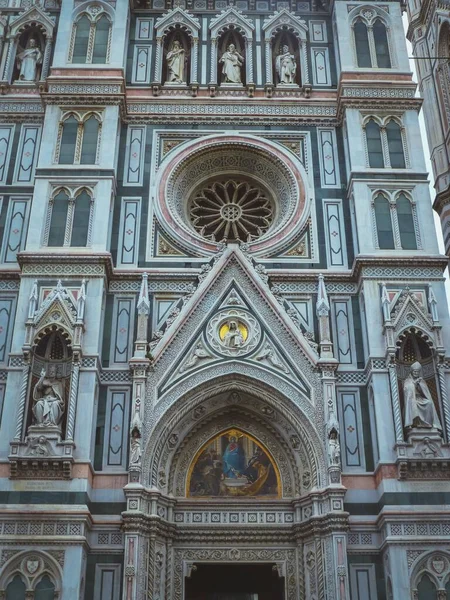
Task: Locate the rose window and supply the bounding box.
[189,180,274,242]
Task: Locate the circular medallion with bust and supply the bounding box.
[219,319,248,349]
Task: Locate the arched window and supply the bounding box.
[71,190,91,246]
[374,193,394,249]
[396,193,417,249]
[92,15,110,63]
[373,19,391,68]
[353,13,392,69]
[48,189,70,246]
[35,575,56,600]
[46,188,94,247]
[57,113,101,165]
[366,120,384,168]
[80,115,100,164]
[354,20,371,68]
[70,10,112,64]
[386,120,405,168]
[364,118,407,169]
[6,575,25,600]
[417,574,438,600]
[72,15,90,63]
[58,116,78,165]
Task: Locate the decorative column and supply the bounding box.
[300,40,310,86]
[437,360,450,441]
[190,36,199,85]
[154,37,163,83]
[66,360,80,441]
[265,38,272,84]
[209,37,218,85]
[245,37,254,84]
[14,360,31,441]
[332,534,351,600]
[387,356,403,443]
[2,38,15,83]
[316,273,333,360]
[40,37,53,81]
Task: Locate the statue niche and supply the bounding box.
[27,331,72,440]
[273,33,300,87]
[218,30,245,86]
[163,31,190,86]
[13,30,43,83]
[397,333,442,435]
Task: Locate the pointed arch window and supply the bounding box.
[374,193,394,249]
[57,112,101,165]
[396,193,417,250]
[373,19,391,68]
[6,575,26,600]
[354,20,371,68]
[353,15,392,68]
[417,574,437,600]
[35,575,56,600]
[364,117,407,168]
[372,191,420,250]
[46,187,94,248]
[70,9,112,64]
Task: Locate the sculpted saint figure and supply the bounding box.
[129,429,142,465]
[166,40,185,84]
[328,430,341,466]
[403,361,442,430]
[220,44,244,84]
[32,366,65,428]
[17,39,42,82]
[222,320,244,348]
[276,45,297,85]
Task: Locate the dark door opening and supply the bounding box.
[185,563,285,600]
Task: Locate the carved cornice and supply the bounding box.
[17,251,114,281]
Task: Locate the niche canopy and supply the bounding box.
[156,134,307,256]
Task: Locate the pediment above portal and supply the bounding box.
[148,247,321,411]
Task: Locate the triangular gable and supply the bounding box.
[210,6,254,37]
[10,5,55,38]
[155,7,200,37]
[262,9,308,41]
[151,246,318,398]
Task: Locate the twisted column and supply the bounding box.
[246,38,254,84]
[41,38,52,81]
[154,37,163,83]
[388,361,403,443]
[210,38,217,85]
[14,362,30,440]
[191,37,199,84]
[2,39,14,82]
[437,362,450,439]
[66,361,80,440]
[265,39,272,84]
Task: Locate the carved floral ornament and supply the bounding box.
[154,134,308,257]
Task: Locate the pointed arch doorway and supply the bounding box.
[185,563,284,600]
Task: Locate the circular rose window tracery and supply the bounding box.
[189,179,274,242]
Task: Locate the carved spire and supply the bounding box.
[316,273,329,317]
[76,279,86,322]
[428,286,439,322]
[381,282,391,322]
[316,274,333,360]
[137,272,150,316]
[28,280,38,320]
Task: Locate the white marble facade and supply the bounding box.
[0,1,448,600]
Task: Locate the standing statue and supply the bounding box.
[276,45,297,85]
[219,44,244,84]
[328,430,341,466]
[403,361,442,430]
[32,366,65,428]
[166,40,185,84]
[16,39,42,82]
[129,428,142,465]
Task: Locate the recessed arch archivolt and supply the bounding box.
[143,374,327,496]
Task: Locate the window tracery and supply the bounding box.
[44,186,95,248]
[0,551,61,600]
[350,6,393,69]
[363,116,408,169]
[55,111,102,165]
[68,3,113,64]
[371,189,420,250]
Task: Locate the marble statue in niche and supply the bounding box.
[403,361,442,430]
[276,45,297,85]
[16,38,42,82]
[220,44,244,84]
[188,429,279,497]
[130,428,142,465]
[328,429,340,466]
[32,366,65,428]
[166,40,186,84]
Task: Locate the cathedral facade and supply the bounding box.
[0,0,449,599]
